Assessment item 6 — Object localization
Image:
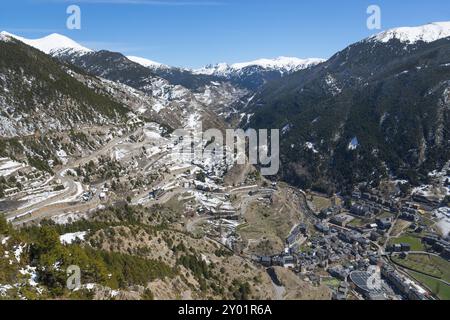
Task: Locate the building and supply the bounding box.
[349,271,387,300]
[369,255,380,265]
[422,234,439,245]
[362,193,371,200]
[400,243,411,252]
[338,231,362,244]
[286,223,307,246]
[315,223,330,234]
[387,243,410,252]
[382,265,428,300]
[433,240,450,253]
[282,255,296,269]
[376,218,392,230]
[332,282,349,300]
[330,214,353,227]
[350,204,371,217]
[400,212,419,222]
[259,256,272,267]
[286,234,297,246]
[442,247,450,261]
[328,266,349,280]
[370,231,382,241]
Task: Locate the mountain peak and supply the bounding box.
[0,31,92,55]
[126,55,168,69]
[369,21,450,44]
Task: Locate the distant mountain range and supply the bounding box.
[0,31,323,91]
[192,57,324,90]
[2,21,450,192]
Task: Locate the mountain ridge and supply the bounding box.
[242,27,450,192]
[193,57,325,76]
[368,21,450,44]
[0,31,92,56]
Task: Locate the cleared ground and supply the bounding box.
[238,187,306,256]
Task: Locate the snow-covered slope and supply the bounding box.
[0,32,9,42]
[126,55,168,69]
[232,57,324,71]
[369,21,450,44]
[0,31,92,56]
[194,57,325,76]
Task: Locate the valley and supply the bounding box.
[0,21,450,301]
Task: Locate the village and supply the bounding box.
[251,178,450,300]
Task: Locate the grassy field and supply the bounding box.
[389,234,425,251]
[310,195,332,212]
[408,271,450,300]
[379,211,395,219]
[321,277,341,288]
[347,217,367,227]
[392,253,450,282]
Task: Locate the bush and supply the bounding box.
[53,185,65,192]
[0,216,9,234]
[142,288,154,300]
[177,254,210,280]
[232,280,251,300]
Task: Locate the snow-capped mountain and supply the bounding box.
[243,21,450,191]
[126,55,168,70]
[193,57,324,90]
[0,31,324,91]
[194,56,324,76]
[0,35,130,137]
[368,21,450,44]
[0,31,92,56]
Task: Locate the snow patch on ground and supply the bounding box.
[152,102,165,113]
[13,244,25,262]
[19,266,39,287]
[18,188,67,210]
[434,207,450,237]
[0,158,25,176]
[282,124,291,135]
[348,137,359,150]
[305,142,319,153]
[1,236,10,245]
[0,284,13,297]
[56,150,68,165]
[51,211,87,225]
[59,231,87,245]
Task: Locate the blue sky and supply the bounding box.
[1,0,449,68]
